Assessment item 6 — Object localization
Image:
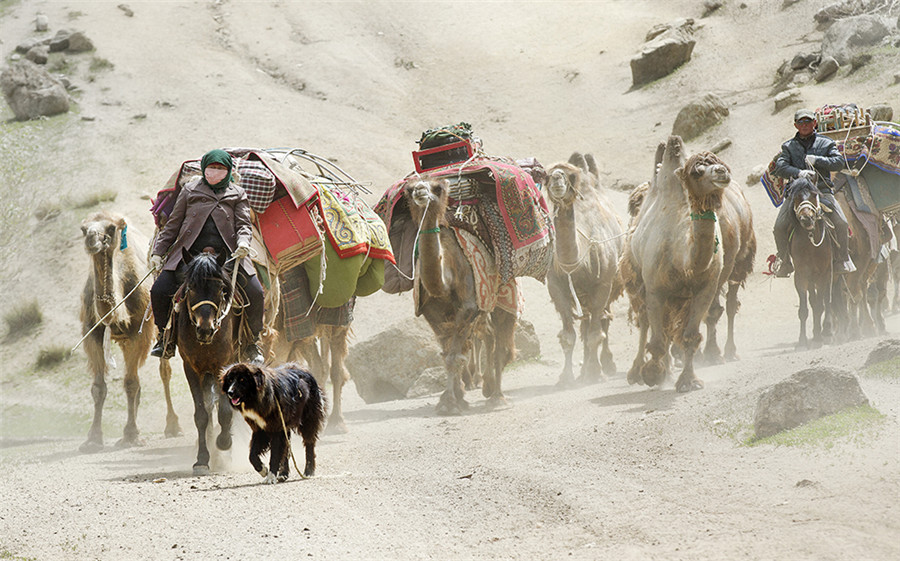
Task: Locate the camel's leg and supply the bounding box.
[796,283,810,350]
[702,290,725,365]
[325,326,351,434]
[215,378,233,452]
[627,317,649,386]
[80,329,107,453]
[184,364,211,475]
[641,293,669,388]
[296,337,325,387]
[484,310,515,410]
[463,337,484,390]
[675,284,718,393]
[723,282,741,361]
[599,309,616,377]
[548,274,577,387]
[116,338,144,448]
[578,312,605,384]
[159,359,183,437]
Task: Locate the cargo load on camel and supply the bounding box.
[151,148,394,342]
[375,122,554,306]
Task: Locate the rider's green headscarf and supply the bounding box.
[200,149,233,192]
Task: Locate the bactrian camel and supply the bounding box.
[545,152,624,386]
[400,177,517,415]
[80,211,181,452]
[619,136,754,392]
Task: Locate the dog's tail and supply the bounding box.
[301,372,327,440]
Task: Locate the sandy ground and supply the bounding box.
[1,1,898,560]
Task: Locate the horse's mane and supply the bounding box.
[184,252,231,298]
[787,176,820,204]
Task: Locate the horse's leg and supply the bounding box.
[325,327,350,435]
[184,364,211,475]
[723,282,740,361]
[796,281,809,350]
[215,376,233,452]
[702,289,725,365]
[116,339,144,447]
[484,310,515,410]
[80,329,107,453]
[159,358,183,437]
[810,285,825,349]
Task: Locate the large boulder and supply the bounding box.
[0,60,69,120]
[630,19,697,87]
[867,104,894,122]
[821,14,894,64]
[346,317,443,403]
[863,338,900,367]
[671,93,729,140]
[515,318,541,361]
[753,367,869,439]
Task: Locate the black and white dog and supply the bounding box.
[220,362,326,483]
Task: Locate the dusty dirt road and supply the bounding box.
[1,1,898,560]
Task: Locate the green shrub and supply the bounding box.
[745,405,886,448]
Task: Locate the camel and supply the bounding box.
[833,188,888,338]
[545,152,624,386]
[619,136,754,392]
[79,211,181,452]
[400,176,517,415]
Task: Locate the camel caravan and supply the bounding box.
[75,115,900,478]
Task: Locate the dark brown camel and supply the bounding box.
[79,211,181,453]
[787,177,835,348]
[400,176,517,415]
[545,152,624,386]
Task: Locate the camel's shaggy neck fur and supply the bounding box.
[403,178,452,299]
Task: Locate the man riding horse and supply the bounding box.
[772,109,855,278]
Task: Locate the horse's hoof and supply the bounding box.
[115,436,145,449]
[79,440,103,454]
[325,418,349,435]
[193,464,210,476]
[216,433,232,451]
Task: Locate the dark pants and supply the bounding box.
[150,267,265,338]
[774,190,849,263]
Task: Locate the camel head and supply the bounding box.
[790,177,822,231]
[81,211,126,255]
[401,176,450,226]
[546,162,582,206]
[676,150,729,212]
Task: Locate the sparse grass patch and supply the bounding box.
[744,405,886,448]
[863,357,900,380]
[72,189,117,208]
[36,345,72,369]
[67,10,84,20]
[89,56,114,72]
[34,202,62,221]
[47,55,73,75]
[3,300,42,341]
[0,549,38,561]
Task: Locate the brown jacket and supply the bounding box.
[152,177,255,275]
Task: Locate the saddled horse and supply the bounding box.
[177,251,241,475]
[787,177,834,349]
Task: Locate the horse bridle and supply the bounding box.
[794,193,827,247]
[185,286,230,334]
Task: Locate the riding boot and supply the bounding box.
[773,203,794,277]
[242,340,265,365]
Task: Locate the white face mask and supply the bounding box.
[204,168,228,185]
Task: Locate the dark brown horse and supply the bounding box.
[177,251,239,475]
[788,178,834,349]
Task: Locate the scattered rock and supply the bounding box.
[790,53,818,70]
[782,0,802,8]
[630,19,697,87]
[815,56,840,81]
[710,137,732,153]
[863,338,900,367]
[66,31,94,53]
[118,4,135,17]
[774,88,802,112]
[671,92,730,140]
[0,60,70,120]
[35,13,49,32]
[48,29,72,53]
[346,318,443,403]
[867,103,893,122]
[753,367,870,439]
[515,318,541,361]
[16,38,44,54]
[821,14,892,64]
[25,46,49,65]
[850,52,872,71]
[701,0,723,18]
[895,72,900,84]
[746,164,766,186]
